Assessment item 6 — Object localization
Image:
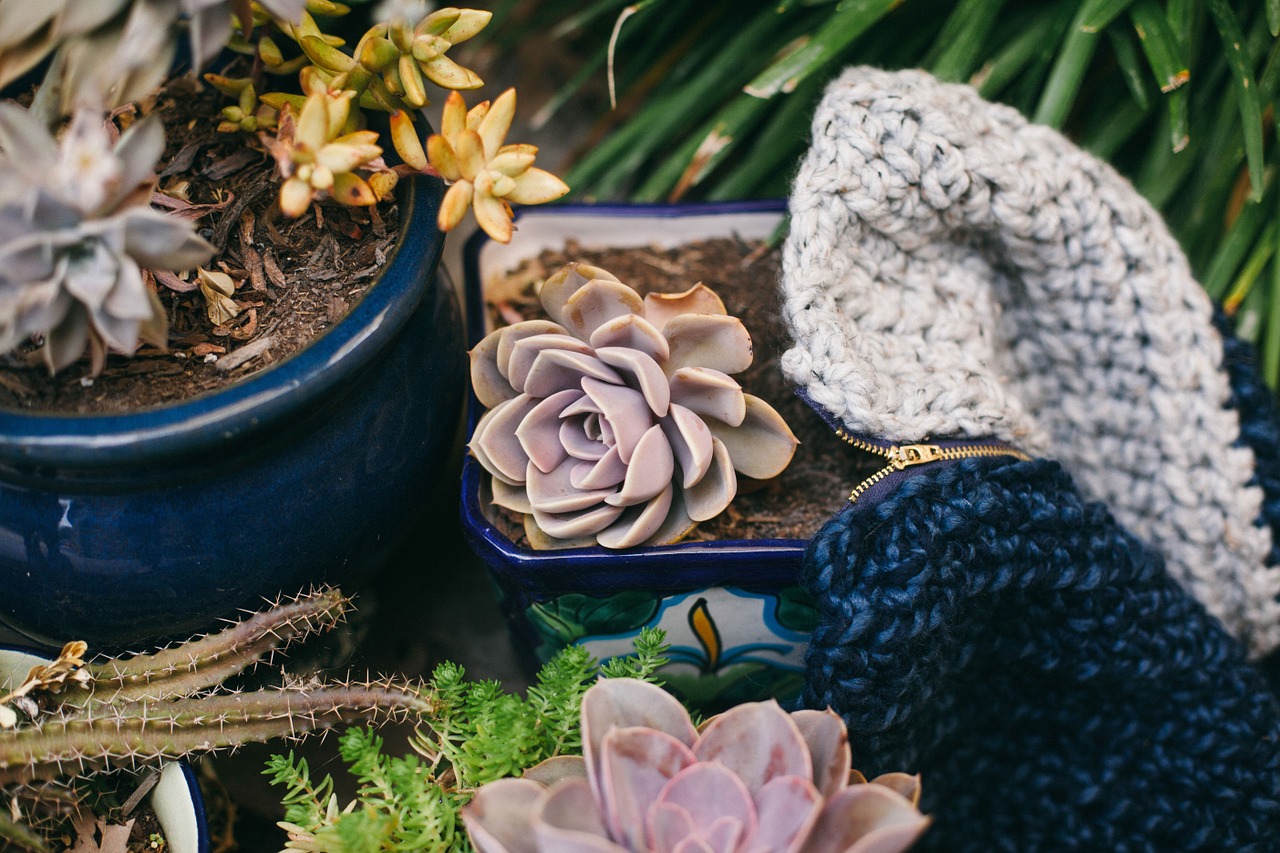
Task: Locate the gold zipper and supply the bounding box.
[834,429,1031,503]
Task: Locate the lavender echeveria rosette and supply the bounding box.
[461,678,930,853]
[469,262,799,549]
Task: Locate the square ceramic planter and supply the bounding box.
[0,647,209,853]
[460,200,818,712]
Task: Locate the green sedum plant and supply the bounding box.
[265,628,670,853]
[0,587,433,852]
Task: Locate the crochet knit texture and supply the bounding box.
[781,67,1280,657]
[802,457,1280,851]
[784,67,1280,849]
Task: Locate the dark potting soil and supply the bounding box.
[0,74,399,415]
[482,237,881,544]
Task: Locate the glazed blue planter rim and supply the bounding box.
[0,172,445,470]
[460,199,808,596]
[0,643,212,853]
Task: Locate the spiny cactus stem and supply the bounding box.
[0,681,434,785]
[66,587,349,707]
[0,810,51,853]
[6,780,82,818]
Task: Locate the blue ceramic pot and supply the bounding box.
[0,646,211,853]
[460,200,816,713]
[0,174,465,651]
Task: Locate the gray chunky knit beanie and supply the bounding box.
[781,66,1280,657]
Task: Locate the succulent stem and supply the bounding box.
[1,681,434,785]
[63,588,349,708]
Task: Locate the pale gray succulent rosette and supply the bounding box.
[462,678,930,853]
[0,104,214,373]
[0,0,305,113]
[470,263,799,550]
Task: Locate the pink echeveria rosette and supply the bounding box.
[461,678,930,853]
[469,263,798,549]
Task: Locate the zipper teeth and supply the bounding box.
[848,465,897,503]
[936,445,1032,462]
[835,429,1031,503]
[834,430,890,456]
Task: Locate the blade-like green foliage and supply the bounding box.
[490,0,1280,386]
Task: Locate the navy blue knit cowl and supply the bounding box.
[802,456,1280,851]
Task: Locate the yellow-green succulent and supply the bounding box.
[392,90,569,243]
[263,88,387,218]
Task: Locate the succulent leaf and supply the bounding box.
[463,779,544,853]
[397,53,428,107]
[0,102,56,168]
[596,484,673,549]
[420,53,482,90]
[477,89,515,161]
[472,188,513,244]
[589,314,669,363]
[664,313,753,376]
[390,110,430,171]
[468,267,796,549]
[599,727,697,851]
[438,179,473,231]
[750,777,824,852]
[643,283,727,332]
[534,778,621,852]
[669,367,746,426]
[440,8,491,44]
[792,710,853,799]
[681,437,735,523]
[693,701,813,795]
[867,774,922,808]
[488,144,537,177]
[800,785,931,853]
[120,208,216,269]
[709,394,800,480]
[541,264,620,325]
[440,90,467,137]
[505,336,598,391]
[505,167,570,207]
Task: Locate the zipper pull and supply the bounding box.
[836,434,1031,504]
[887,444,943,469]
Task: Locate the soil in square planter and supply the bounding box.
[480,236,885,546]
[0,72,398,414]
